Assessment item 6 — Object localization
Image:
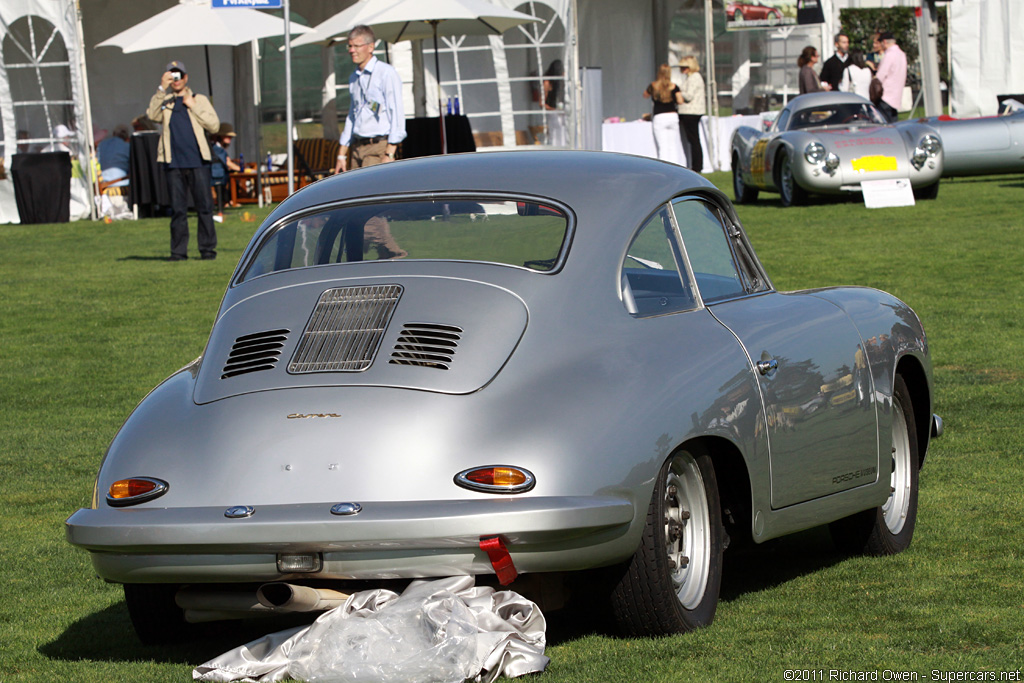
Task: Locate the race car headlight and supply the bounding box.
[824,152,840,172]
[920,134,941,157]
[911,146,928,169]
[107,477,169,507]
[804,142,827,164]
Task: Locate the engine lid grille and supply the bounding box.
[221,329,290,379]
[389,323,463,370]
[288,284,403,373]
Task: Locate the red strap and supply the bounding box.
[479,536,518,585]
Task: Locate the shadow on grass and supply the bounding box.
[545,525,846,645]
[43,528,848,658]
[40,602,316,665]
[116,255,177,262]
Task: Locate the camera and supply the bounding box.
[171,72,182,81]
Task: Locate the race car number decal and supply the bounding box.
[852,155,898,173]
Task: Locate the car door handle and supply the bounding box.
[756,359,778,376]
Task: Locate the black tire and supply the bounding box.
[913,181,940,200]
[123,583,192,645]
[732,155,760,204]
[829,375,920,556]
[767,11,780,25]
[733,10,745,22]
[611,449,725,635]
[778,153,808,207]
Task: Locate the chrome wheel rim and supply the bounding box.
[664,452,711,609]
[883,398,912,534]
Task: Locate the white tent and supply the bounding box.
[948,0,1024,117]
[0,0,94,222]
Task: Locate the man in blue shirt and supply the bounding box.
[147,60,221,261]
[333,25,406,174]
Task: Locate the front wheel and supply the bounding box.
[611,449,724,635]
[778,153,808,207]
[830,375,920,555]
[733,155,760,203]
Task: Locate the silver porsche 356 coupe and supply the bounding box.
[731,91,944,206]
[66,151,941,643]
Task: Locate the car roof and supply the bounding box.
[786,91,872,112]
[241,151,732,288]
[263,150,717,232]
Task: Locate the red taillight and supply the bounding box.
[107,477,168,506]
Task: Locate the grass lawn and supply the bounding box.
[2,171,1022,681]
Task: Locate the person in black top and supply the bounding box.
[643,64,684,165]
[819,33,850,93]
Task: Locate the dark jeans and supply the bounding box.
[166,164,216,258]
[679,114,704,173]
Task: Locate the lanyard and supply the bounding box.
[355,64,377,117]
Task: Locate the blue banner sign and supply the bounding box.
[212,0,283,8]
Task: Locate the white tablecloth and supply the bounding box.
[602,114,765,173]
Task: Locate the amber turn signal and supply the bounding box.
[454,466,535,494]
[107,477,169,507]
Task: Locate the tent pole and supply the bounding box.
[285,0,295,195]
[205,45,214,98]
[74,0,99,220]
[571,0,581,149]
[433,21,447,154]
[703,0,718,172]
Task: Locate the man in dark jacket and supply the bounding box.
[819,33,850,93]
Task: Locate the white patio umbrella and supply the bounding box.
[291,0,390,49]
[96,0,311,96]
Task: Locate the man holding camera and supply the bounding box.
[147,60,221,261]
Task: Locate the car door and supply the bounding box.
[671,197,878,509]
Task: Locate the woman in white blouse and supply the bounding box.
[841,50,874,100]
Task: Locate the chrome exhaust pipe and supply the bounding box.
[175,583,350,624]
[256,582,350,612]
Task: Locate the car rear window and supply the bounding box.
[239,198,569,283]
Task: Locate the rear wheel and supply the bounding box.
[611,449,724,635]
[124,583,192,645]
[830,375,920,555]
[778,153,808,207]
[767,11,780,25]
[732,155,760,203]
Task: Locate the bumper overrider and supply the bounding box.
[66,495,636,584]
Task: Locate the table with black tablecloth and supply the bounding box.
[401,115,476,159]
[128,131,170,217]
[11,152,71,224]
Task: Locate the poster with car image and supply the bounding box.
[725,1,806,30]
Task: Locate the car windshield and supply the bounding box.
[239,198,569,283]
[788,102,888,129]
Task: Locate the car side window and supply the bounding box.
[620,206,696,316]
[671,198,746,303]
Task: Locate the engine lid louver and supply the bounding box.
[221,329,290,379]
[390,323,463,370]
[289,284,403,373]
